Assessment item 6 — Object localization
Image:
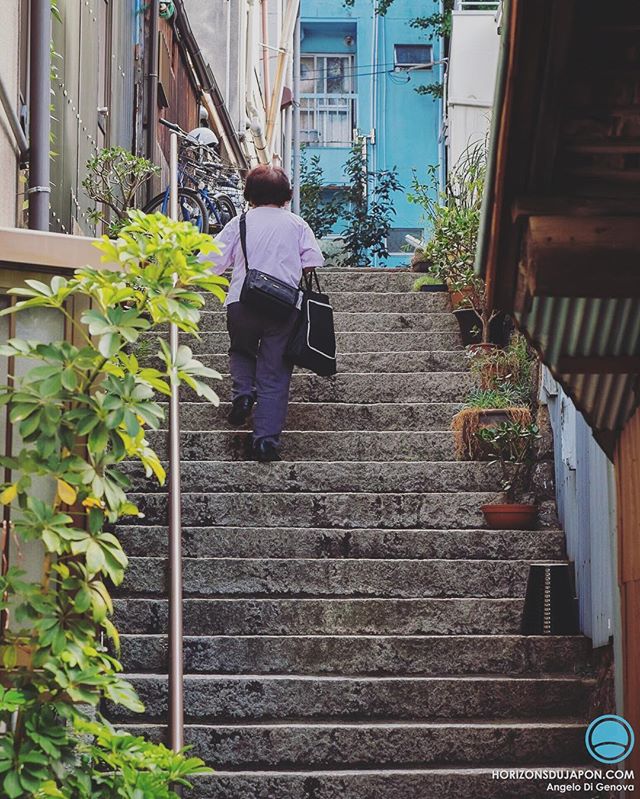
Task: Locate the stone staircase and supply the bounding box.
[113,269,599,798]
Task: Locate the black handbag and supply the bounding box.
[238,212,300,320]
[286,270,337,377]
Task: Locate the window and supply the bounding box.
[394,44,433,69]
[300,54,356,147]
[387,228,423,255]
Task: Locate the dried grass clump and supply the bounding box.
[452,406,532,460]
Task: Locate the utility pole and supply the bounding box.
[291,8,301,213]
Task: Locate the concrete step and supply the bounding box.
[157,401,463,431]
[168,330,463,355]
[155,764,590,799]
[147,350,469,375]
[193,311,458,333]
[109,674,593,724]
[116,719,587,772]
[119,557,557,600]
[118,634,593,676]
[130,491,505,529]
[114,597,526,636]
[116,526,567,561]
[124,460,521,494]
[299,269,417,292]
[176,370,474,404]
[212,291,449,313]
[145,430,459,461]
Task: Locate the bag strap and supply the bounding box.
[239,212,249,272]
[302,269,323,293]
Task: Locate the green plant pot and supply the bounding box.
[419,283,447,293]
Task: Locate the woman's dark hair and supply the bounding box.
[244,165,293,207]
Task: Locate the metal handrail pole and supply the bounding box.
[168,130,185,753]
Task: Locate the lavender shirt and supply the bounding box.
[202,206,325,307]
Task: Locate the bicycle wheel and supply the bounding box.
[143,187,209,234]
[207,194,238,235]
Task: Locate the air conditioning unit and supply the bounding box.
[394,44,433,70]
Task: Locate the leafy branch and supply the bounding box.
[0,210,227,797]
[82,149,160,236]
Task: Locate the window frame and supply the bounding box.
[300,53,357,148]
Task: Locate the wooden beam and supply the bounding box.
[529,215,640,248]
[513,195,640,220]
[523,215,640,297]
[556,356,640,374]
[561,166,640,183]
[0,226,116,272]
[563,139,640,155]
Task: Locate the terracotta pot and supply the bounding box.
[448,285,473,309]
[481,503,538,530]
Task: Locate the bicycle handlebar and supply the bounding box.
[159,118,184,134]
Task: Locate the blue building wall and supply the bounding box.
[300,0,443,266]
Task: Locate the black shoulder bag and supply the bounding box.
[239,212,300,320]
[286,270,337,377]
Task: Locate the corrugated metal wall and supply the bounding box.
[541,367,617,648]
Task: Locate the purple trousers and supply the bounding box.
[226,301,299,446]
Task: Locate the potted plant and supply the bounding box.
[468,332,534,395]
[408,141,511,346]
[82,147,160,236]
[452,388,532,460]
[412,274,447,293]
[478,420,540,529]
[449,268,509,347]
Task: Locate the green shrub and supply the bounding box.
[83,148,160,236]
[411,274,444,291]
[463,387,526,409]
[0,210,225,797]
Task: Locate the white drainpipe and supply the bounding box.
[249,110,271,164]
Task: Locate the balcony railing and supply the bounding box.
[300,93,356,148]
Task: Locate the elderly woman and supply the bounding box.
[207,165,324,462]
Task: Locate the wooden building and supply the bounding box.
[477,0,640,776]
[45,0,244,236]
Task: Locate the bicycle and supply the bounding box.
[143,119,240,234]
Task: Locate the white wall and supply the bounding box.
[447,11,500,168]
[183,0,288,165]
[0,6,21,227]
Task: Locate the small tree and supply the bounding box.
[340,141,402,268]
[300,151,343,239]
[0,210,226,797]
[477,421,540,502]
[82,148,160,236]
[409,140,500,342]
